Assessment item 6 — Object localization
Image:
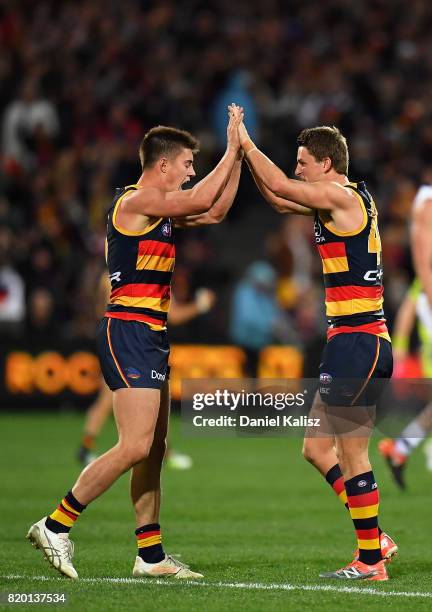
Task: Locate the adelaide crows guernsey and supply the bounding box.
[104,185,175,331]
[314,181,390,341]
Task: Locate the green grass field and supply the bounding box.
[1,411,431,611]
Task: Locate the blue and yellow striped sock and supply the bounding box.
[136,523,164,563]
[45,490,86,534]
[345,471,382,565]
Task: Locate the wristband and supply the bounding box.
[243,139,257,156]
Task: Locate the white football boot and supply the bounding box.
[27,517,78,579]
[133,554,203,579]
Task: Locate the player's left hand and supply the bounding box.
[237,121,250,147]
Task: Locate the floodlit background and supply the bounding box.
[0,1,431,608]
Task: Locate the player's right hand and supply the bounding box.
[227,103,244,150]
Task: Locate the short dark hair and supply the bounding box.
[297,126,349,174]
[139,126,199,169]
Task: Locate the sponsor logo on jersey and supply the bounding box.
[364,269,383,282]
[109,271,121,283]
[151,369,166,381]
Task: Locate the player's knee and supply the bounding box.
[302,439,319,465]
[121,440,153,466]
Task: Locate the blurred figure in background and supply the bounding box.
[379,181,432,486]
[379,280,432,488]
[26,287,58,343]
[213,71,258,149]
[229,260,296,375]
[0,226,25,335]
[2,79,59,171]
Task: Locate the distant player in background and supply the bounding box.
[77,270,216,469]
[379,183,432,487]
[27,109,244,580]
[235,107,395,581]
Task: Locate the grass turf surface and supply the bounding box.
[0,412,431,611]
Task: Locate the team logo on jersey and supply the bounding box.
[357,479,368,488]
[161,222,172,237]
[320,373,332,385]
[314,218,325,243]
[125,367,141,380]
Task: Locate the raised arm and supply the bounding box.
[231,110,349,212]
[123,110,243,219]
[411,199,432,306]
[245,158,313,216]
[123,151,237,218]
[175,152,243,227]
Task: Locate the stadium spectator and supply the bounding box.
[2,79,59,171]
[229,260,297,374]
[25,287,58,343]
[0,226,25,333]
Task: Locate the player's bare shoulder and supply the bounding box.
[116,187,160,233]
[329,181,359,210]
[121,186,161,215]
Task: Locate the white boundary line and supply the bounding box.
[1,575,432,599]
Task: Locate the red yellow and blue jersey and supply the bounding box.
[104,185,175,331]
[314,181,390,342]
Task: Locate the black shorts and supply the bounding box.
[97,317,170,391]
[318,333,393,406]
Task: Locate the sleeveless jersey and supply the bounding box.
[104,185,175,331]
[314,181,390,341]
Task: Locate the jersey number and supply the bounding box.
[368,201,381,265]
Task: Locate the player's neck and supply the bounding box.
[313,171,348,185]
[136,170,170,191]
[331,171,348,185]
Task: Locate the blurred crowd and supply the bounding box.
[0,0,428,359]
